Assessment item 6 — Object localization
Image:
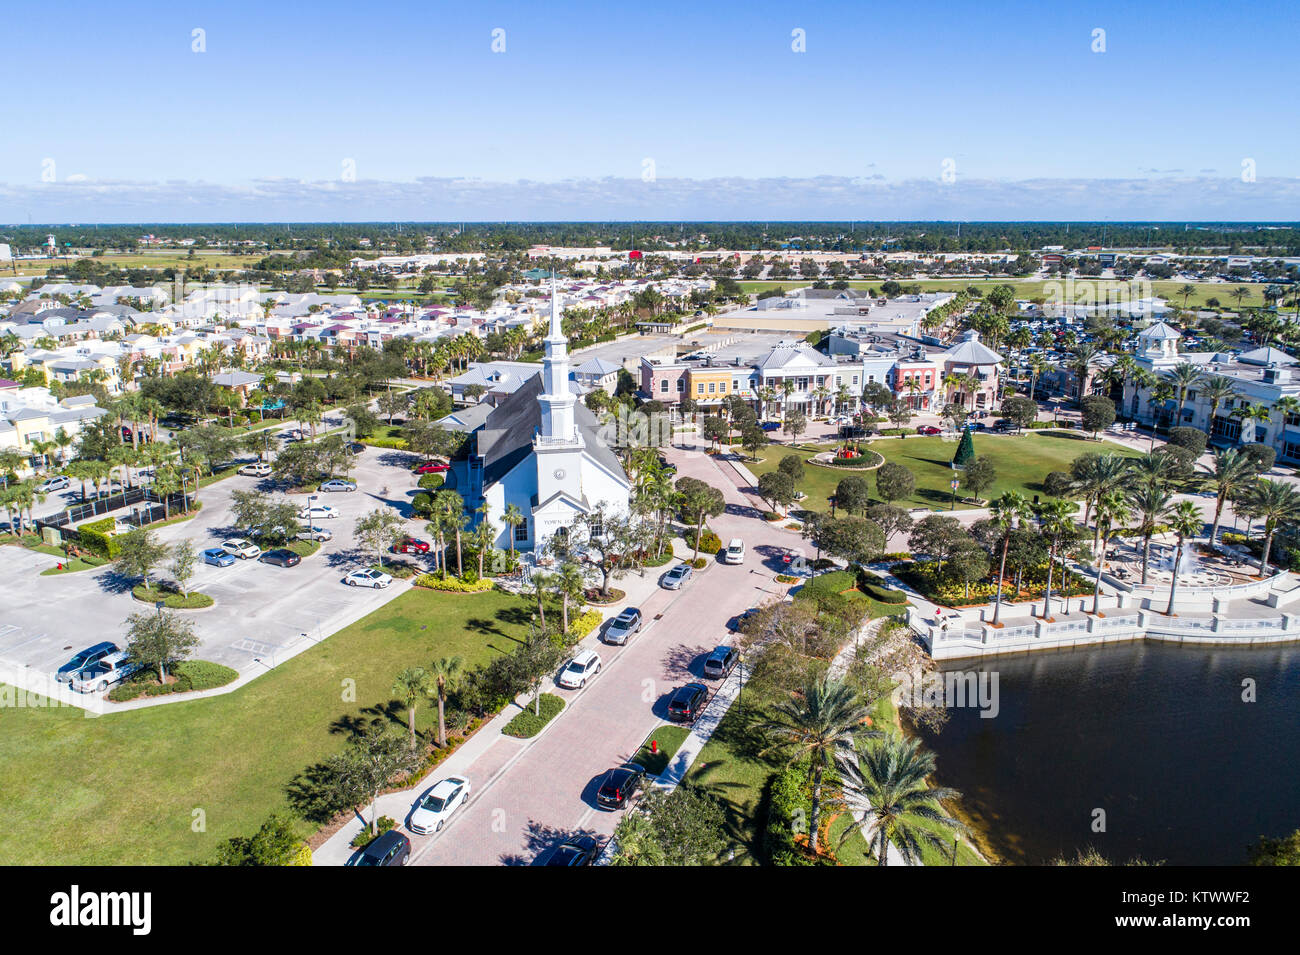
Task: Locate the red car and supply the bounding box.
[917,426,942,435]
[393,537,430,554]
[414,462,449,474]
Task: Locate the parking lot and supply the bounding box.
[0,438,434,688]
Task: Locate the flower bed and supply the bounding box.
[413,574,496,593]
[893,559,1091,607]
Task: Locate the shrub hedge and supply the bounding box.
[413,574,496,593]
[417,473,445,490]
[502,694,565,738]
[568,609,603,640]
[77,517,121,559]
[765,761,839,866]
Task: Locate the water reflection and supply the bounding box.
[912,643,1300,865]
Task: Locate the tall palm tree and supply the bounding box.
[555,561,586,634]
[1036,498,1078,619]
[1232,403,1274,448]
[1198,375,1239,438]
[1200,448,1258,547]
[1127,481,1174,584]
[1070,453,1132,533]
[427,656,464,748]
[392,667,432,749]
[502,503,524,558]
[835,735,966,867]
[1239,479,1300,576]
[1163,500,1205,616]
[1270,396,1300,453]
[1090,490,1132,614]
[758,673,876,856]
[1179,283,1195,312]
[989,491,1033,625]
[1167,362,1202,427]
[1068,343,1099,402]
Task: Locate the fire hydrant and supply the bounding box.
[650,739,659,755]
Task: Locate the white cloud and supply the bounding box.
[2,174,1298,221]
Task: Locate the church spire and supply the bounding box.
[548,271,563,340]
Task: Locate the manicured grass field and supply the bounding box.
[749,432,1141,512]
[0,586,533,865]
[737,278,1274,310]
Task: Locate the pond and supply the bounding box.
[912,642,1300,865]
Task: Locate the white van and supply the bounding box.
[724,538,745,564]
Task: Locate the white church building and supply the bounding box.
[446,282,631,554]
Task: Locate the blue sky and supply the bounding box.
[3,0,1298,220]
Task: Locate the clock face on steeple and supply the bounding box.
[553,468,567,480]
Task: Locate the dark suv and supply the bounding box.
[702,646,738,680]
[596,762,646,810]
[356,830,410,866]
[56,642,120,684]
[667,683,710,723]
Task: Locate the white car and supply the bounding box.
[298,505,340,520]
[409,776,470,835]
[298,525,334,542]
[37,476,71,493]
[557,649,602,689]
[69,652,139,694]
[221,538,261,559]
[723,538,745,564]
[344,568,393,589]
[238,462,272,477]
[320,479,357,493]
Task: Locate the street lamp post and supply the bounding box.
[950,477,959,510]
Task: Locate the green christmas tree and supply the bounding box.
[952,427,975,469]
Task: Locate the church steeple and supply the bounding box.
[537,273,579,443]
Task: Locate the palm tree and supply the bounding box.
[1163,500,1205,616]
[1068,343,1099,402]
[1168,362,1202,427]
[836,735,966,866]
[555,561,586,634]
[529,570,554,634]
[758,673,876,856]
[502,503,525,558]
[1270,396,1300,453]
[989,491,1033,625]
[1070,453,1132,533]
[392,667,432,749]
[1090,490,1132,614]
[1239,479,1300,576]
[1036,498,1078,619]
[433,490,467,577]
[1179,283,1195,312]
[1198,375,1240,437]
[1200,449,1258,547]
[1127,481,1174,584]
[427,656,464,748]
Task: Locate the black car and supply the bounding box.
[355,830,410,866]
[260,549,302,567]
[992,418,1013,432]
[667,683,710,723]
[56,641,120,684]
[544,835,601,866]
[595,762,646,810]
[702,646,738,680]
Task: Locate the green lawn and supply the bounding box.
[750,432,1141,512]
[635,724,690,776]
[738,278,1273,310]
[0,586,534,865]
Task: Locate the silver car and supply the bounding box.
[604,608,642,645]
[661,563,694,590]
